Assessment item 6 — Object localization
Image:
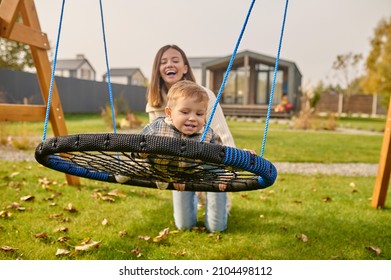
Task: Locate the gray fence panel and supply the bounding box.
[0,68,147,114]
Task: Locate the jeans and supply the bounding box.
[172,191,227,232]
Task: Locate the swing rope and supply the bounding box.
[201,0,256,142]
[99,0,117,133]
[260,0,289,157]
[42,0,117,142]
[42,0,66,142]
[202,0,289,158]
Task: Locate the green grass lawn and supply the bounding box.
[0,161,389,260]
[0,114,390,260]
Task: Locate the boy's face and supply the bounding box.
[165,96,207,135]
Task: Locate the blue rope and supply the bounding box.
[99,0,117,133]
[201,0,256,142]
[42,0,117,142]
[260,0,289,157]
[42,0,66,142]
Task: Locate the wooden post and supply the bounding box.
[0,0,80,186]
[371,98,391,208]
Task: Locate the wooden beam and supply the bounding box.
[0,0,22,38]
[371,98,391,208]
[0,104,46,121]
[8,22,49,49]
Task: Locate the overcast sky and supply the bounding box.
[34,0,391,87]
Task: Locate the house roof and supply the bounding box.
[200,50,301,76]
[102,68,143,78]
[188,57,220,69]
[55,59,85,70]
[56,56,96,73]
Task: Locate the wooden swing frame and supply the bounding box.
[371,98,391,208]
[0,0,79,185]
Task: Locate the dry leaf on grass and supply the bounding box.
[366,245,381,255]
[54,226,68,233]
[138,235,151,241]
[0,211,12,218]
[9,172,20,178]
[48,213,63,219]
[296,233,308,242]
[92,192,115,202]
[34,232,48,239]
[6,202,25,211]
[0,246,18,252]
[64,203,77,213]
[153,228,170,242]
[102,218,108,226]
[56,248,71,256]
[20,195,34,201]
[75,240,101,251]
[57,236,71,243]
[107,189,127,198]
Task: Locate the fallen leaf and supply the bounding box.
[153,228,170,242]
[366,245,381,255]
[0,246,18,252]
[118,231,127,237]
[93,193,115,202]
[75,240,101,251]
[64,203,77,213]
[130,247,141,255]
[6,202,25,211]
[322,196,332,202]
[48,213,63,219]
[296,233,308,242]
[20,195,35,201]
[55,248,71,256]
[57,236,71,243]
[34,232,48,239]
[138,235,151,241]
[173,249,187,257]
[102,218,108,226]
[10,172,20,178]
[107,189,127,198]
[54,226,68,233]
[0,211,12,218]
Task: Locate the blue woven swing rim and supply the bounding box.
[35,133,277,192]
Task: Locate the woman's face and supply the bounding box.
[159,48,188,90]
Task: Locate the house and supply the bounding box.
[189,50,302,117]
[55,54,96,80]
[188,57,220,86]
[102,68,146,86]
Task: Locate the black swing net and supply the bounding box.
[35,0,289,192]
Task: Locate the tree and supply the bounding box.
[0,38,34,70]
[361,17,391,97]
[331,52,363,97]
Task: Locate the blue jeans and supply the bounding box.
[172,191,228,232]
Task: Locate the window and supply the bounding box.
[255,64,283,105]
[222,67,246,104]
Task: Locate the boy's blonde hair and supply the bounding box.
[166,80,209,108]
